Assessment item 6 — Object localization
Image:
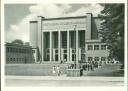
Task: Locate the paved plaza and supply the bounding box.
[5,76,124,87]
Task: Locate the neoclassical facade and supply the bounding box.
[30,13,118,64]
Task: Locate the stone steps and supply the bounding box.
[83,64,122,76]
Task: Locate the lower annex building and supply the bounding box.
[30,13,119,65]
[6,43,34,64]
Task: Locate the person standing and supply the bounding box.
[52,66,56,76]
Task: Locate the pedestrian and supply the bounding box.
[56,66,60,76]
[90,63,93,71]
[52,66,56,76]
[71,64,74,69]
[88,63,91,71]
[85,63,87,71]
[87,63,89,71]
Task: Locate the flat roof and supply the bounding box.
[43,16,86,21]
[5,43,32,48]
[30,15,99,23]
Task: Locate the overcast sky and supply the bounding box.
[4,4,103,42]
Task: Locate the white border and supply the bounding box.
[124,1,128,91]
[1,0,127,91]
[1,0,5,91]
[3,0,127,4]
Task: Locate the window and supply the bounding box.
[101,45,106,50]
[81,54,85,60]
[94,45,99,50]
[94,57,99,61]
[10,48,12,52]
[15,48,18,53]
[72,50,76,53]
[101,57,106,61]
[55,50,58,53]
[10,58,12,61]
[23,49,26,53]
[47,49,50,53]
[64,50,67,53]
[63,54,67,61]
[7,58,9,61]
[88,57,93,61]
[19,49,21,53]
[55,55,58,61]
[12,48,15,52]
[88,45,93,50]
[72,54,76,61]
[6,48,9,52]
[81,49,85,53]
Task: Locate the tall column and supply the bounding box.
[41,32,44,63]
[37,16,42,61]
[50,32,53,61]
[52,33,55,61]
[76,30,79,63]
[67,31,70,62]
[58,31,61,62]
[70,48,72,62]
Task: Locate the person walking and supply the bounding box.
[56,66,60,76]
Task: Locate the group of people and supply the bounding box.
[52,66,61,76]
[82,62,100,71]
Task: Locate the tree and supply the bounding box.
[99,4,124,64]
[12,39,24,45]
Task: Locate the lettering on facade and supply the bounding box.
[42,18,86,30]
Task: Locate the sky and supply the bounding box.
[4,4,103,42]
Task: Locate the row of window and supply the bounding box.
[88,45,107,50]
[84,61,119,64]
[6,47,30,53]
[7,57,28,62]
[45,45,107,53]
[88,57,109,61]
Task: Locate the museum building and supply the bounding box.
[30,13,118,64]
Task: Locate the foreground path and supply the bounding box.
[5,76,124,87]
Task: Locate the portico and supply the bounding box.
[42,30,85,63]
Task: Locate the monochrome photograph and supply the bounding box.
[4,3,125,87]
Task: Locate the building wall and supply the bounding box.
[30,21,38,48]
[91,18,100,39]
[6,43,34,64]
[86,42,109,63]
[86,13,92,40]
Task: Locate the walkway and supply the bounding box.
[5,76,124,87]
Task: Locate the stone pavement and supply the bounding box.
[5,75,124,87]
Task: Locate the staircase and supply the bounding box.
[83,64,123,76]
[5,63,69,76]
